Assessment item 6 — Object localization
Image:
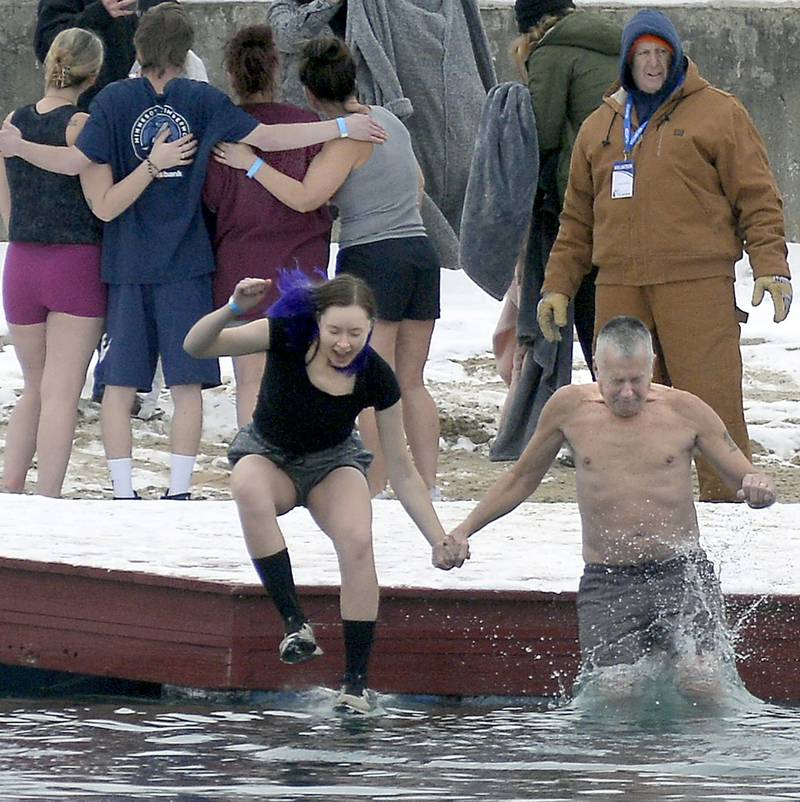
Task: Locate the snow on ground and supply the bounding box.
[0,494,797,596]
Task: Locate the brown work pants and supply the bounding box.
[594,276,750,502]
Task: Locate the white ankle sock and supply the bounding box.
[168,454,196,496]
[108,458,134,498]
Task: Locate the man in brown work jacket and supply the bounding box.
[537,9,792,502]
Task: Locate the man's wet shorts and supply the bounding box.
[228,424,373,506]
[101,275,220,392]
[576,552,727,668]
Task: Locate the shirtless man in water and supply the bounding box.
[447,316,776,697]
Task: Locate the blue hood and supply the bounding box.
[620,10,687,122]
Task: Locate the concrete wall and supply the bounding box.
[2,1,799,239]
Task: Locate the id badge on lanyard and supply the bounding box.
[612,97,649,200]
[611,161,635,198]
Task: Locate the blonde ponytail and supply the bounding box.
[44,28,104,91]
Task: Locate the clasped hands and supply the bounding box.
[432,532,470,571]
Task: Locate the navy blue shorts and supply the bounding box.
[101,275,220,392]
[336,236,441,322]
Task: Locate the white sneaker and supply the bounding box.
[334,688,374,715]
[278,623,323,664]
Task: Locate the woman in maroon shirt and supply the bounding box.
[204,24,332,426]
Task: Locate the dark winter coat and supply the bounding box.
[526,10,620,203]
[34,0,137,110]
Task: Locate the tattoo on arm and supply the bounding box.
[724,431,740,452]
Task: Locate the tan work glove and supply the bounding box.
[752,275,792,322]
[536,292,570,342]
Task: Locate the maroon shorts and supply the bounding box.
[2,241,106,325]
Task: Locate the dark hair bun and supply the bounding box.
[304,36,347,64]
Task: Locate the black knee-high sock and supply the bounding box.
[342,619,376,694]
[252,550,306,634]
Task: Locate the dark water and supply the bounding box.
[2,681,800,802]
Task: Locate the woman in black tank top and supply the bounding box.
[0,27,107,498]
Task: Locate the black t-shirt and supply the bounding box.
[252,317,401,454]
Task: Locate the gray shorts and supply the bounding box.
[576,552,728,669]
[227,424,373,506]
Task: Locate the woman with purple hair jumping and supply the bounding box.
[184,271,466,714]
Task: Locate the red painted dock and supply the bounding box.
[1,496,799,700]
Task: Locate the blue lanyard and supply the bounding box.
[623,96,649,157]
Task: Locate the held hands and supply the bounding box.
[213,141,256,171]
[149,124,197,172]
[752,276,793,323]
[432,532,470,571]
[101,0,136,17]
[0,120,23,158]
[536,292,570,343]
[230,277,271,315]
[737,473,777,508]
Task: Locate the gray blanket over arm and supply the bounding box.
[459,82,539,301]
[458,82,574,461]
[489,149,575,462]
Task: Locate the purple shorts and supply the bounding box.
[2,242,106,325]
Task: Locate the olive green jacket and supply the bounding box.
[526,11,621,203]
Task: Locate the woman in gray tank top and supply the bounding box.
[213,36,443,501]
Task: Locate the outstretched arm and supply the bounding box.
[689,395,776,507]
[0,119,89,175]
[241,111,386,152]
[449,389,569,543]
[184,278,271,358]
[376,401,468,570]
[213,138,362,212]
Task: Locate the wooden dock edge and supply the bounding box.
[1,558,798,700]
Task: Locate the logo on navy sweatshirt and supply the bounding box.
[131,105,191,177]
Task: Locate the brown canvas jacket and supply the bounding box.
[542,59,790,297]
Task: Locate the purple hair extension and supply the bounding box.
[266,268,373,375]
[266,268,324,351]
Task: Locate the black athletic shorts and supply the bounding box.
[336,235,441,322]
[576,552,728,669]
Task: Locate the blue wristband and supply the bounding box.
[246,157,265,179]
[227,295,244,316]
[336,117,349,139]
